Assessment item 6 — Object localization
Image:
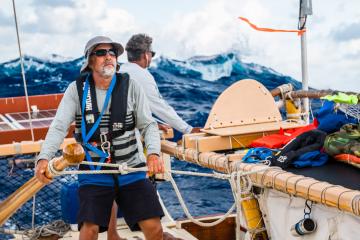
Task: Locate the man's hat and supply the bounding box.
[80,36,124,73]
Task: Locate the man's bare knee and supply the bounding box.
[151,224,163,238]
[139,217,163,240]
[80,222,99,240]
[147,224,163,240]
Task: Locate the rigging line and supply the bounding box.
[12,0,37,230]
[11,0,35,142]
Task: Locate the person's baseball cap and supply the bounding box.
[80,36,124,73]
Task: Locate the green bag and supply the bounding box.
[324,123,360,157]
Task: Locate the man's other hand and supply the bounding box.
[158,123,171,133]
[35,159,52,184]
[190,127,202,133]
[146,154,164,175]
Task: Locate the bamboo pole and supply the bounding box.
[161,140,360,216]
[0,143,84,226]
[271,89,359,100]
[270,83,293,97]
[0,138,76,157]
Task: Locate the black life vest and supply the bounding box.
[73,73,140,170]
[74,73,135,143]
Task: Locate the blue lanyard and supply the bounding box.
[81,74,116,170]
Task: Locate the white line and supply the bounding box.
[17,117,55,123]
[5,114,25,129]
[0,114,18,130]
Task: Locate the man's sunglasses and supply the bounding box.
[90,49,117,57]
[149,51,156,57]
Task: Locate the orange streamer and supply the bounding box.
[238,17,306,36]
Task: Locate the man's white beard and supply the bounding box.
[101,66,115,78]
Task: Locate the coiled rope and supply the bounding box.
[0,220,70,240]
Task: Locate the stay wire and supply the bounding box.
[12,0,37,230]
[11,0,35,143]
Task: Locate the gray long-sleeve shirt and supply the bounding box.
[120,62,193,134]
[37,76,160,165]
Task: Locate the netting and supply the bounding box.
[0,151,76,237]
[339,103,360,120]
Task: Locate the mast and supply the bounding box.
[299,0,312,124]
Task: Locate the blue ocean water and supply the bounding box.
[0,52,303,224]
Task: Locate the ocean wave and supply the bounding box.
[0,52,301,124]
[154,53,238,81]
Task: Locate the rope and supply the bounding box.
[230,172,243,240]
[12,1,37,230]
[50,160,269,179]
[11,0,35,142]
[309,99,314,120]
[22,220,70,240]
[166,171,237,227]
[339,104,360,121]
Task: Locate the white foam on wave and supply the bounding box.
[192,58,234,81]
[155,53,237,81]
[43,54,73,63]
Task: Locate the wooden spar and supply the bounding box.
[183,131,278,153]
[270,83,293,97]
[287,90,334,99]
[0,143,85,226]
[271,88,360,100]
[270,84,333,98]
[0,138,76,157]
[161,140,360,216]
[0,129,173,157]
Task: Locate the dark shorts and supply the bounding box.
[77,179,164,232]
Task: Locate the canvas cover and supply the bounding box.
[259,189,360,240]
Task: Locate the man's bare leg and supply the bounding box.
[138,217,163,240]
[108,201,126,240]
[79,222,99,240]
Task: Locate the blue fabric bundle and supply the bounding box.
[315,100,357,134]
[292,151,328,168]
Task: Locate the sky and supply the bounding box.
[0,0,359,91]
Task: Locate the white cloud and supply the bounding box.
[0,0,137,61]
[157,0,360,92]
[1,0,359,92]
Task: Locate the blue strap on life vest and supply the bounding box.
[81,74,116,170]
